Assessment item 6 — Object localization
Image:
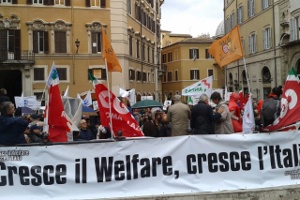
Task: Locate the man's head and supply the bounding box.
[172,95,181,103]
[199,93,209,104]
[0,101,15,115]
[79,119,88,130]
[0,88,7,95]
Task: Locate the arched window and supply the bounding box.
[262,66,271,83]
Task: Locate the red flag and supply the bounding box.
[208,25,244,68]
[264,68,300,131]
[102,29,122,72]
[43,63,71,142]
[90,74,143,137]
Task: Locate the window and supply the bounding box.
[208,69,214,79]
[86,0,106,8]
[248,33,256,54]
[55,0,70,6]
[1,0,12,3]
[88,68,107,80]
[34,68,45,81]
[189,48,199,60]
[190,70,199,80]
[147,72,150,82]
[237,6,243,24]
[262,67,271,83]
[162,54,167,63]
[142,72,147,82]
[167,52,172,62]
[136,71,141,81]
[55,31,66,53]
[33,31,48,53]
[92,32,102,53]
[56,67,67,81]
[263,27,272,49]
[0,29,21,60]
[33,0,43,4]
[167,72,172,82]
[262,0,269,10]
[175,70,178,81]
[290,16,300,41]
[205,49,213,59]
[129,69,135,80]
[248,0,255,18]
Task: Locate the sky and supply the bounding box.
[161,0,224,37]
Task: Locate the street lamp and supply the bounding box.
[75,39,80,54]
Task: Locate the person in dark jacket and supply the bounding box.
[0,101,29,146]
[190,94,223,135]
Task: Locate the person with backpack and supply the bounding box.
[261,87,281,128]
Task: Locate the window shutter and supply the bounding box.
[86,0,91,7]
[44,0,49,5]
[65,0,70,6]
[55,31,66,53]
[27,0,32,4]
[14,30,21,60]
[0,30,7,61]
[12,0,18,4]
[189,49,192,59]
[49,0,54,5]
[44,31,49,54]
[247,0,250,17]
[33,31,38,53]
[100,0,106,8]
[196,49,199,59]
[101,68,107,79]
[190,70,193,79]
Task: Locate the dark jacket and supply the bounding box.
[0,115,29,146]
[190,101,221,135]
[78,128,95,140]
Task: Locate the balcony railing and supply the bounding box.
[0,50,35,63]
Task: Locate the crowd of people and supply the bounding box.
[0,85,283,146]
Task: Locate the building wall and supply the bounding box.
[0,0,163,103]
[224,0,283,100]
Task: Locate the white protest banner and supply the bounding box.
[1,131,300,200]
[141,96,153,100]
[14,96,37,109]
[182,76,213,96]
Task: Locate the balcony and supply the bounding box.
[0,50,35,64]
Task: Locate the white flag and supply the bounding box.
[119,88,129,97]
[83,90,92,107]
[242,95,255,133]
[63,86,69,97]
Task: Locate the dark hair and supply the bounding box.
[272,86,282,97]
[210,92,222,101]
[0,101,13,115]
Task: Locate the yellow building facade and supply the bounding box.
[0,0,164,105]
[161,33,225,102]
[223,0,300,100]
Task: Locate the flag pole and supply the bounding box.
[104,58,114,138]
[242,57,251,94]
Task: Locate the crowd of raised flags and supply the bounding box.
[28,25,300,142]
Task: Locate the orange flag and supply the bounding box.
[208,25,244,68]
[102,29,122,72]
